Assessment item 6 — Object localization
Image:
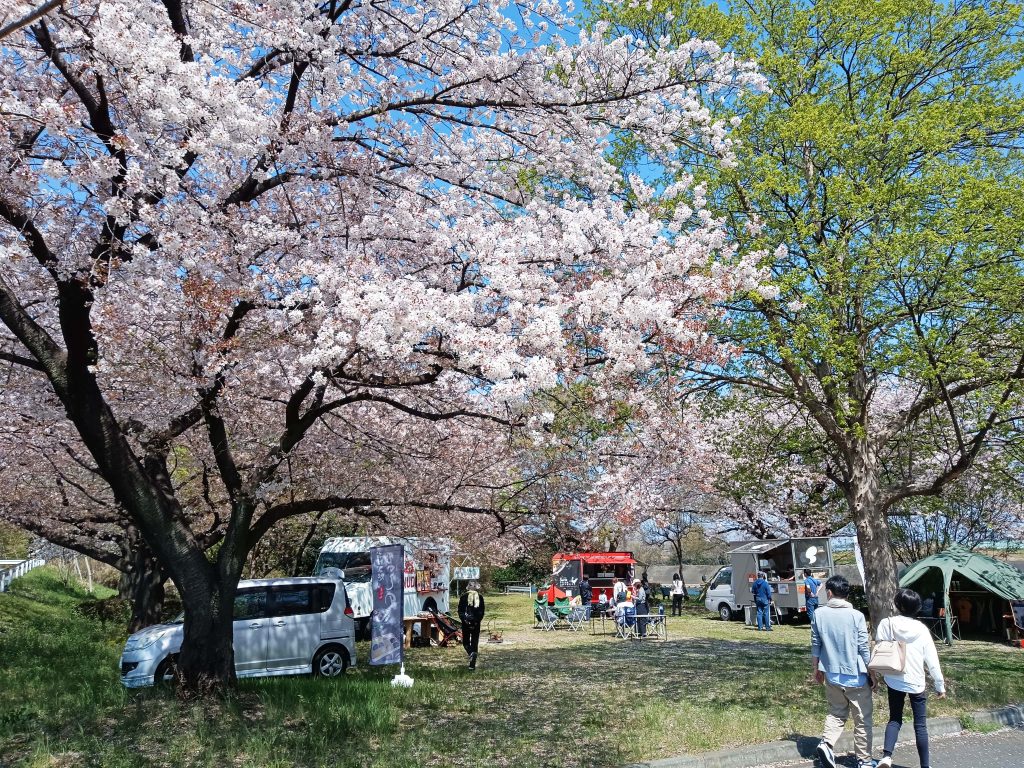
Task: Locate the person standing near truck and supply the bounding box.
[804,568,822,626]
[458,581,486,670]
[579,575,593,620]
[751,571,774,631]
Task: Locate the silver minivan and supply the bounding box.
[119,576,356,687]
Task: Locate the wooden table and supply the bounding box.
[402,615,439,648]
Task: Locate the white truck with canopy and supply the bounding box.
[704,537,833,622]
[313,536,451,637]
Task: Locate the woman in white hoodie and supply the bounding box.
[875,588,947,768]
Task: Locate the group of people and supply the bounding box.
[810,575,945,768]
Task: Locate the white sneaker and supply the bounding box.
[815,740,836,768]
[877,757,892,768]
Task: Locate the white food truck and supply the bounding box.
[704,537,833,623]
[313,536,451,637]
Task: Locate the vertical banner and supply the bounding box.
[369,544,404,666]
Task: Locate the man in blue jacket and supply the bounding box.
[811,574,874,768]
[751,571,773,631]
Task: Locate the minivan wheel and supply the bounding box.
[718,604,733,622]
[154,655,178,686]
[313,645,349,678]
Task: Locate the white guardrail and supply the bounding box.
[0,558,45,593]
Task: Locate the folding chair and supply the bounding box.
[427,607,463,647]
[533,596,548,628]
[644,605,667,640]
[615,606,638,639]
[566,605,588,632]
[538,605,559,631]
[553,596,572,619]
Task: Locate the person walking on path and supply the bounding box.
[751,571,774,631]
[671,573,685,616]
[458,581,486,670]
[876,588,947,768]
[579,575,593,620]
[804,568,821,626]
[811,574,874,768]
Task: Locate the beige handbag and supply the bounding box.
[868,638,907,675]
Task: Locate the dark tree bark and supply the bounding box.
[118,529,168,632]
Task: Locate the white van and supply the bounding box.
[313,536,451,637]
[119,576,356,687]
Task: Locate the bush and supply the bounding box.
[75,596,131,625]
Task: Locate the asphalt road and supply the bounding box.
[787,725,1024,767]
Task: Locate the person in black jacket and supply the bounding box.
[458,581,486,669]
[579,575,593,620]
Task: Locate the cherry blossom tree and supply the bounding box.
[0,0,765,690]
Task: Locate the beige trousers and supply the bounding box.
[822,680,873,759]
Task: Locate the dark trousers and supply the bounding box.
[884,688,929,766]
[672,594,683,615]
[462,622,480,656]
[635,601,648,634]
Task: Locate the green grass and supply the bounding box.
[2,569,1023,767]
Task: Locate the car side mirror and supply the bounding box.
[701,574,707,582]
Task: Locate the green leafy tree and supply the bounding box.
[595,0,1024,623]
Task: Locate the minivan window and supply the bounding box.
[268,586,313,616]
[234,588,267,620]
[313,584,336,613]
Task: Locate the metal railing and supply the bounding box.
[499,581,535,595]
[0,558,45,593]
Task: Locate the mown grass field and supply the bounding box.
[2,568,1022,767]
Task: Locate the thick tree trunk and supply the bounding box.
[119,543,167,633]
[848,445,898,629]
[176,569,239,693]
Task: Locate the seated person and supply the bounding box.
[614,594,635,622]
[921,593,936,617]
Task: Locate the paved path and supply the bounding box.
[781,725,1024,768]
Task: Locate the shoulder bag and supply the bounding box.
[868,619,907,675]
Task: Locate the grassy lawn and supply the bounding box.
[2,568,1022,767]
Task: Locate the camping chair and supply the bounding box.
[534,595,549,628]
[566,605,589,632]
[553,596,572,618]
[615,606,638,640]
[644,605,667,640]
[427,607,463,647]
[538,605,560,631]
[938,607,961,642]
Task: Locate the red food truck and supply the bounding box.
[543,552,640,603]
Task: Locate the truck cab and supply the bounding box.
[704,566,738,621]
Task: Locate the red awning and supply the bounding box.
[555,552,636,565]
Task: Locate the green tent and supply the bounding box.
[899,545,1024,644]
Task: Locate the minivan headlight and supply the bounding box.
[124,633,163,652]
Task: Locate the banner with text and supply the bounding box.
[369,544,404,666]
